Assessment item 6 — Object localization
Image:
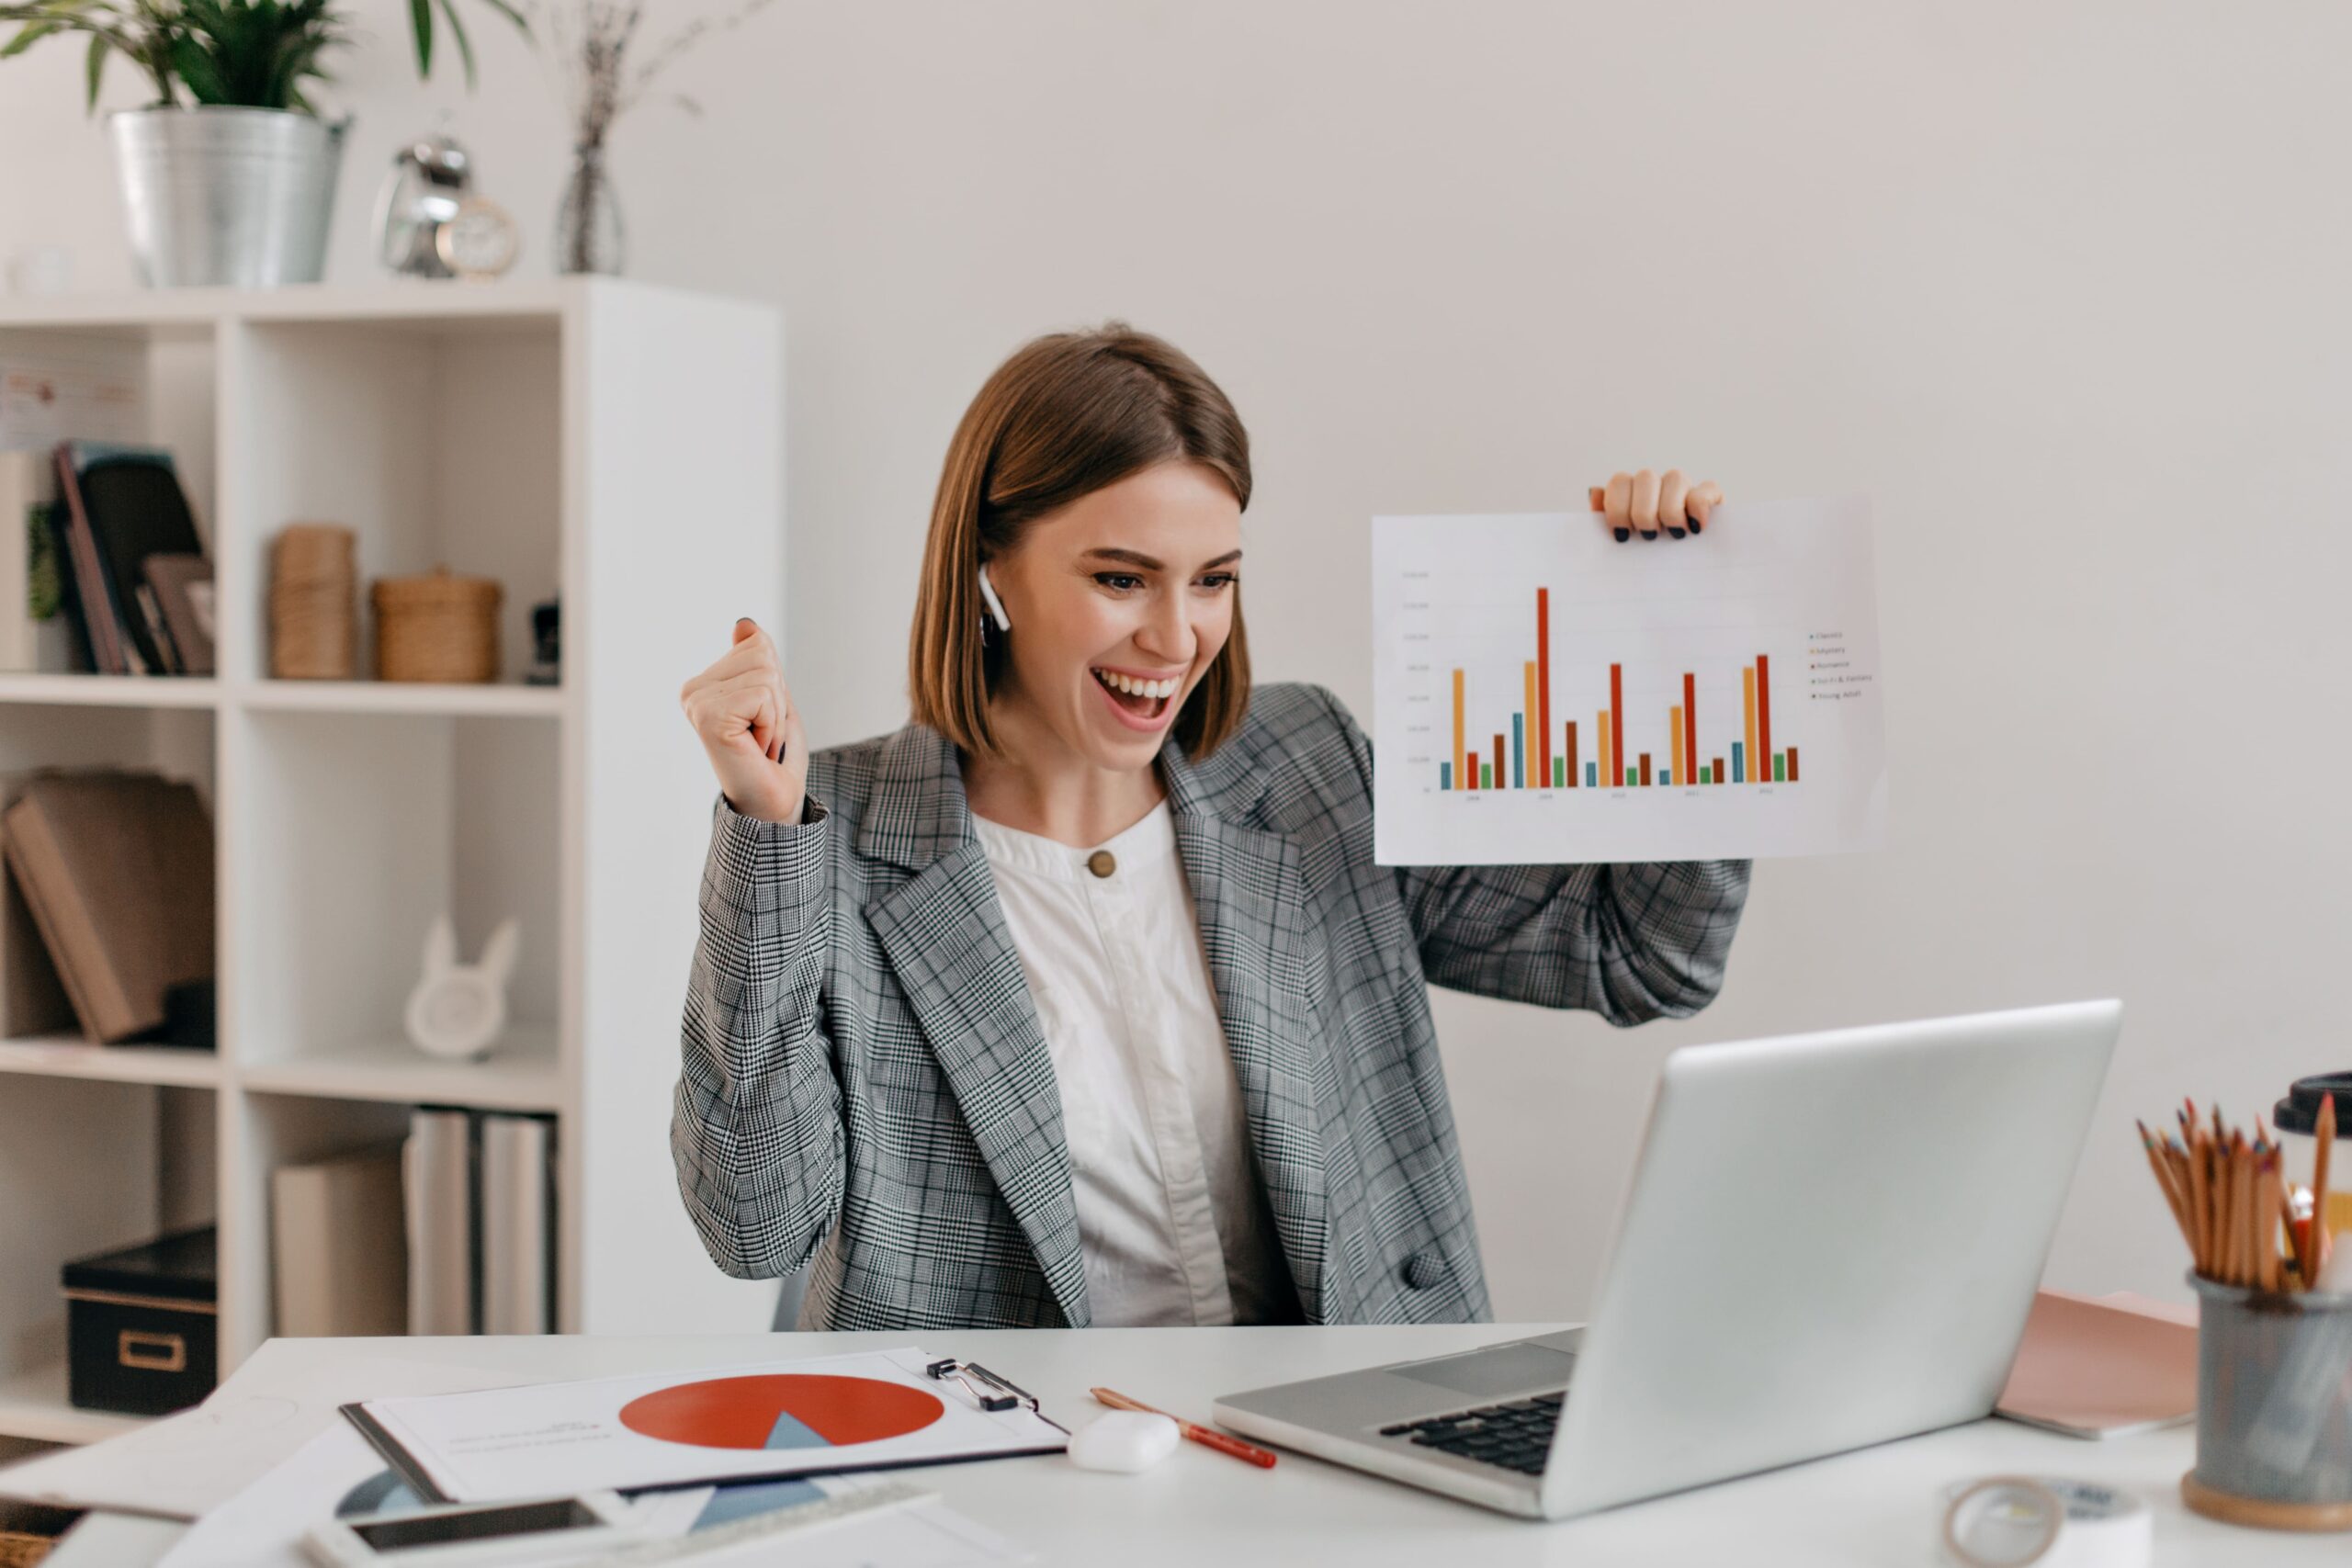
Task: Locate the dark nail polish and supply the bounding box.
[1689,519,1703,535]
[1668,526,1687,539]
[1613,528,1631,542]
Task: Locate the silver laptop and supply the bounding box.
[1213,1000,2121,1520]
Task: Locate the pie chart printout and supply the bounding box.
[619,1374,946,1451]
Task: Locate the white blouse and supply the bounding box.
[971,801,1293,1326]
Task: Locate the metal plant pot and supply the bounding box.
[109,107,349,288]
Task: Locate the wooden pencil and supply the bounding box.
[2182,1128,2201,1279]
[2311,1092,2336,1289]
[2257,1157,2282,1292]
[2138,1122,2192,1247]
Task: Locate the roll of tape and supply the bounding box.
[1936,1475,2152,1568]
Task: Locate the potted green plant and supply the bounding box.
[0,1,525,288]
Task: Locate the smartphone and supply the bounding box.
[301,1491,636,1567]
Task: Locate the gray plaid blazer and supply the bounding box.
[673,682,1748,1330]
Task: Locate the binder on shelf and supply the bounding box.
[273,1145,408,1338]
[402,1109,477,1336]
[0,771,216,1044]
[54,443,208,678]
[479,1112,555,1335]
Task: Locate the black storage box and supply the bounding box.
[62,1224,217,1416]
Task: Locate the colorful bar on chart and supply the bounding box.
[1521,662,1538,786]
[1512,715,1524,788]
[1713,757,1725,786]
[1586,762,1597,787]
[1609,663,1624,794]
[1669,705,1684,786]
[1786,746,1799,783]
[1440,762,1452,789]
[1639,752,1652,787]
[1451,669,1464,791]
[1682,673,1697,795]
[1596,708,1611,788]
[1732,741,1745,784]
[1564,721,1578,788]
[1742,666,1758,784]
[1493,734,1505,791]
[1553,758,1564,787]
[1481,762,1492,789]
[1773,751,1785,783]
[1756,654,1772,781]
[1535,590,1551,788]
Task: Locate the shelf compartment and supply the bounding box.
[243,681,562,718]
[232,318,561,687]
[241,1027,560,1111]
[236,711,559,1079]
[0,1037,220,1088]
[0,1361,149,1445]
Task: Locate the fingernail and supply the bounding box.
[1667,526,1687,539]
[1613,528,1630,543]
[1689,519,1704,535]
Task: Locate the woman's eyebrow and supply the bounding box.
[1081,547,1244,570]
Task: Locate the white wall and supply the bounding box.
[6,1,2345,1321]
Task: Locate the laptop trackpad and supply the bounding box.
[1389,1341,1576,1401]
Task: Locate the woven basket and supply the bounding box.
[0,1531,53,1567]
[269,523,356,679]
[372,567,502,683]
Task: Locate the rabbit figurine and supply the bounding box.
[404,914,520,1061]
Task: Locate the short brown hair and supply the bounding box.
[908,323,1253,760]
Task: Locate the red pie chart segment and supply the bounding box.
[619,1375,945,1450]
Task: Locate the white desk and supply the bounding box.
[24,1324,2340,1565]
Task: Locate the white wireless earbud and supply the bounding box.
[977,564,1012,633]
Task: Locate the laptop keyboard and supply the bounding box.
[1378,1391,1564,1475]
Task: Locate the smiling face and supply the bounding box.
[984,459,1243,775]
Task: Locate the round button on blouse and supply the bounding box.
[1087,850,1117,878]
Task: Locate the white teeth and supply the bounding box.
[1095,670,1177,700]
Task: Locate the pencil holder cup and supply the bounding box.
[2182,1275,2352,1532]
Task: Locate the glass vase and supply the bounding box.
[555,142,625,276]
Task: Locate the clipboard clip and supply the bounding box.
[925,1358,1040,1416]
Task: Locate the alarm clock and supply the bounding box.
[374,130,472,278]
[436,197,522,281]
[404,915,519,1061]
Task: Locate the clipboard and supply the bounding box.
[339,1347,1069,1505]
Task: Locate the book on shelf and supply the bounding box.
[0,451,78,674]
[54,443,209,678]
[0,771,216,1044]
[273,1145,408,1337]
[403,1108,478,1336]
[481,1112,556,1335]
[0,773,79,1039]
[401,1107,559,1337]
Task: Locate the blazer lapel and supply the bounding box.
[859,728,1091,1326]
[1162,748,1342,1323]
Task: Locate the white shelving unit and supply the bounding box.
[0,279,785,1445]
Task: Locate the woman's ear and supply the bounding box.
[977,564,1012,633]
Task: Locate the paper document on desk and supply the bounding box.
[0,1353,507,1521]
[346,1347,1068,1504]
[157,1421,1024,1568]
[1372,499,1887,864]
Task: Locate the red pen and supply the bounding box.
[1090,1386,1277,1469]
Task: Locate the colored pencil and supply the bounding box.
[1091,1387,1278,1470]
[2310,1093,2336,1289]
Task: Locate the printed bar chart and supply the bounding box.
[1439,611,1797,795]
[1373,499,1886,863]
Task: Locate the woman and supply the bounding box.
[674,325,1747,1331]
